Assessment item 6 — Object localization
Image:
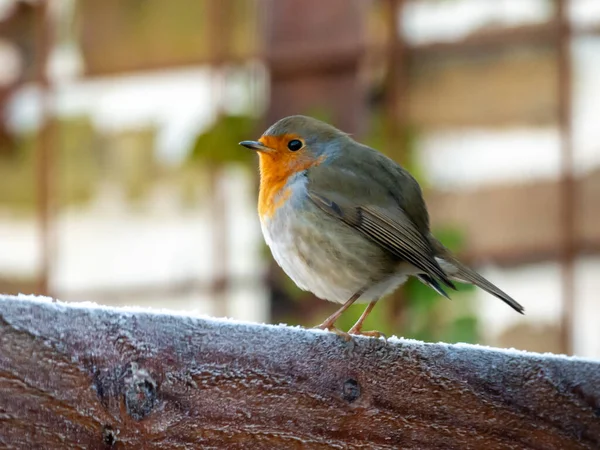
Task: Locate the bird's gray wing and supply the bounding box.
[307,189,455,290]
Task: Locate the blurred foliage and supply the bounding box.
[0,133,36,211]
[189,114,257,166]
[0,116,165,212]
[0,112,259,213]
[100,128,157,202]
[57,117,100,206]
[0,117,99,211]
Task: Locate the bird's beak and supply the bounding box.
[239,140,272,153]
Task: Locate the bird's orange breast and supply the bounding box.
[257,135,325,220]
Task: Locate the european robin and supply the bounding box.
[240,115,524,338]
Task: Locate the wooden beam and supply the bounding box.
[427,171,600,266]
[0,295,599,449]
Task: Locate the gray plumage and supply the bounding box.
[245,115,525,318]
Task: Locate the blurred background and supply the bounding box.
[0,0,598,357]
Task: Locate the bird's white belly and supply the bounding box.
[261,203,414,304]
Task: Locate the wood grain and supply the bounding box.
[0,295,598,449]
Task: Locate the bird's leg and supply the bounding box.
[315,289,364,339]
[348,301,386,340]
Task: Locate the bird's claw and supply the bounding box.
[314,323,352,341]
[314,321,386,341]
[348,328,387,341]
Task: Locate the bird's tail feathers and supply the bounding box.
[445,259,524,314]
[416,274,451,300]
[429,239,525,314]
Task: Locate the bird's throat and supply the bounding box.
[257,153,324,220]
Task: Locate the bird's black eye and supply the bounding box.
[287,139,303,151]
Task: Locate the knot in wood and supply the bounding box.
[102,425,118,447]
[342,378,360,403]
[123,363,157,420]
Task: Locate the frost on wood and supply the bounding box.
[0,295,599,449]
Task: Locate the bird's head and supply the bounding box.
[239,115,348,180]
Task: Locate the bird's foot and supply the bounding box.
[348,326,387,340]
[314,323,352,341]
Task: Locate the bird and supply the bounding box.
[240,115,524,339]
